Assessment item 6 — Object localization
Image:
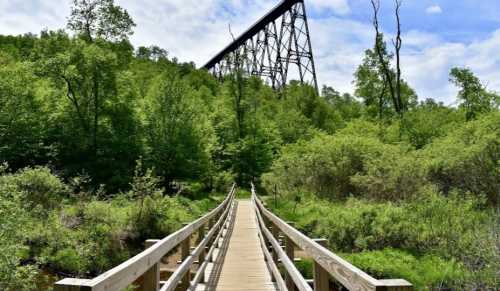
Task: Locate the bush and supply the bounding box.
[267,192,496,289]
[0,167,69,212]
[423,112,500,204]
[263,132,410,200]
[0,168,46,290]
[343,249,467,291]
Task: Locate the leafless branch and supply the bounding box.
[370,0,398,115]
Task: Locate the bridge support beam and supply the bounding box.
[204,0,319,94]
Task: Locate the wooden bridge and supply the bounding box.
[55,184,412,291]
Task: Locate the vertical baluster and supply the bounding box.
[198,222,207,283]
[313,239,330,291]
[139,239,160,291]
[180,227,191,290]
[285,222,296,291]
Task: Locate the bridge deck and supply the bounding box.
[214,200,277,291]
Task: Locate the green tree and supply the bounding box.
[449,67,497,121]
[144,73,212,188]
[354,35,417,120]
[0,59,53,169]
[67,0,136,42]
[399,99,463,149]
[322,86,362,123]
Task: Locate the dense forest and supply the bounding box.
[0,0,499,290]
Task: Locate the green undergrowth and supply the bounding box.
[293,250,466,291]
[265,194,498,290]
[236,188,252,199]
[0,166,225,290]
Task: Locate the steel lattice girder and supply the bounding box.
[203,0,319,93]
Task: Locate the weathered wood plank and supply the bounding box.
[54,279,93,291]
[189,203,237,290]
[285,222,296,291]
[215,200,278,291]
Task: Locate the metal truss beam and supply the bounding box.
[203,0,319,94]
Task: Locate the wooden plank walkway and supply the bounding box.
[214,200,277,291]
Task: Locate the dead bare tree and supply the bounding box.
[370,0,405,117]
[393,0,404,115]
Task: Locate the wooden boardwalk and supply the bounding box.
[54,186,413,291]
[214,200,277,291]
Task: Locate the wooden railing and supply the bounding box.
[251,184,413,291]
[55,184,237,291]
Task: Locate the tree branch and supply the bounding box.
[370,0,399,114]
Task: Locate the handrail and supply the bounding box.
[160,192,236,291]
[189,199,237,291]
[253,196,312,291]
[251,183,413,291]
[55,184,237,291]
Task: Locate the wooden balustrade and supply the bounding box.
[251,183,413,291]
[54,184,236,291]
[54,182,413,291]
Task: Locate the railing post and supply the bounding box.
[285,222,296,291]
[139,239,160,291]
[180,233,191,290]
[270,224,280,263]
[313,239,330,291]
[198,222,207,283]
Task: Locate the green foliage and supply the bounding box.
[267,191,495,289]
[0,167,69,212]
[0,164,220,286]
[344,249,467,291]
[399,99,464,149]
[68,0,136,42]
[144,72,213,185]
[0,4,499,289]
[450,67,498,121]
[264,132,403,199]
[0,176,40,290]
[0,61,52,169]
[354,35,417,118]
[423,112,500,204]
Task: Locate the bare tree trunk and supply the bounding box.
[394,0,404,116]
[370,0,399,115]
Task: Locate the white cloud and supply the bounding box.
[402,29,500,104]
[0,0,69,35]
[426,5,442,15]
[309,0,350,15]
[1,0,500,105]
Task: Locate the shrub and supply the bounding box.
[423,112,500,204]
[0,167,69,212]
[0,170,42,290]
[267,192,495,289]
[343,249,467,291]
[263,133,408,200]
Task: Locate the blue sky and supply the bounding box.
[1,0,499,104]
